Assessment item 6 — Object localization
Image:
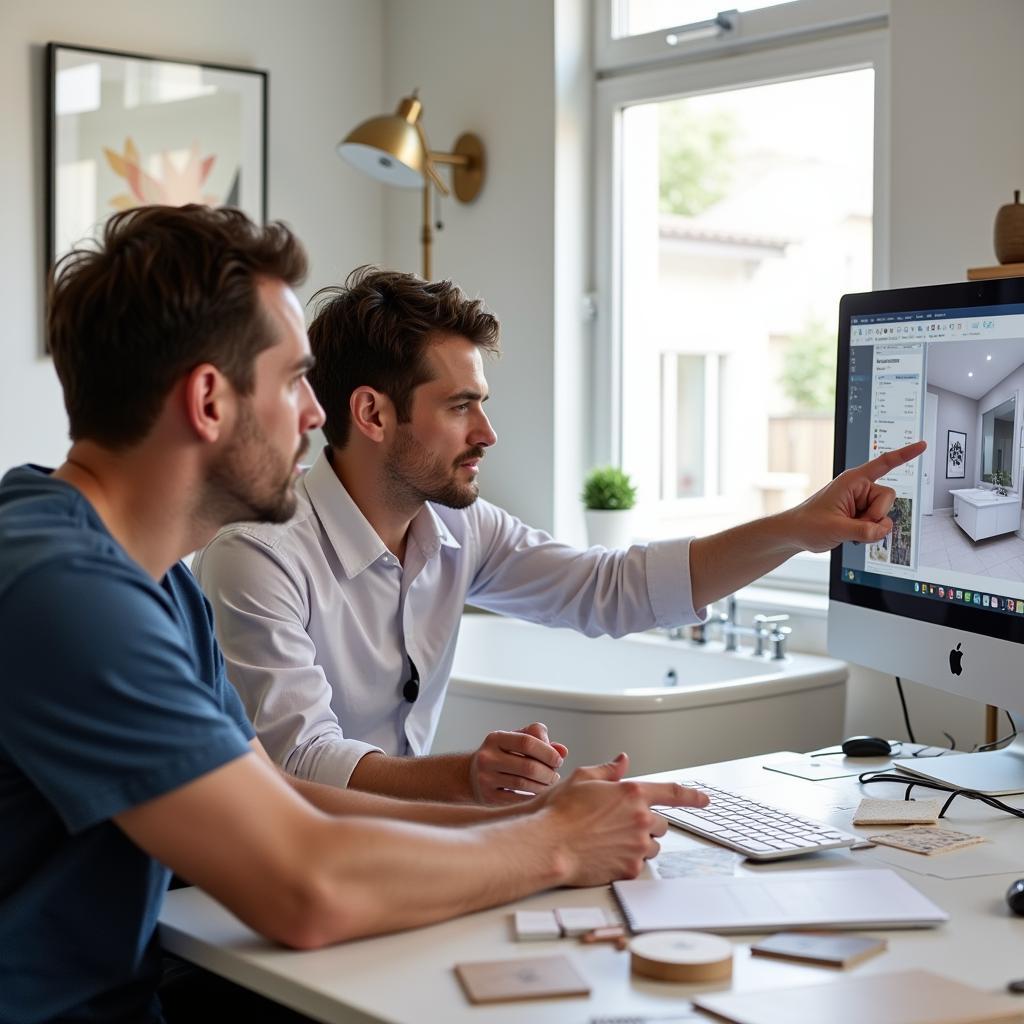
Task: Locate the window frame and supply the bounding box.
[592,23,890,591]
[594,0,887,77]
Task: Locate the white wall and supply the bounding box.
[0,0,385,474]
[888,0,1024,287]
[930,385,979,510]
[380,0,589,536]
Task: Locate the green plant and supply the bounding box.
[658,101,737,217]
[779,317,837,413]
[582,467,637,511]
[992,469,1012,493]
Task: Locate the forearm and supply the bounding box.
[347,749,478,803]
[285,767,527,825]
[689,512,801,610]
[296,812,568,945]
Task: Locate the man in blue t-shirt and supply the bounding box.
[0,205,714,1023]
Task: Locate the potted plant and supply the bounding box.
[992,469,1012,496]
[582,466,637,549]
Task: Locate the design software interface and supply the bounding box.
[840,303,1024,617]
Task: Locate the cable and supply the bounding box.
[858,770,1024,820]
[895,676,957,755]
[974,710,1018,753]
[894,676,916,744]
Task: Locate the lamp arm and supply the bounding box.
[414,122,449,196]
[429,151,471,167]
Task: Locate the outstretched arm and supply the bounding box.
[689,441,926,609]
[117,751,707,948]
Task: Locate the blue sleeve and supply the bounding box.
[0,564,252,833]
[171,563,255,741]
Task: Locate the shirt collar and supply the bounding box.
[302,448,459,579]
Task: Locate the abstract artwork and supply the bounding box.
[47,43,266,271]
[946,430,966,479]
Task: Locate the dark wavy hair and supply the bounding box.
[48,204,307,447]
[307,266,500,448]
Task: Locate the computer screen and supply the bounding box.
[829,277,1024,793]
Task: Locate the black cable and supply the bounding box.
[895,676,958,755]
[974,710,1019,753]
[894,676,916,744]
[858,770,1024,819]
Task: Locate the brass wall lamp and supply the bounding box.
[336,90,485,279]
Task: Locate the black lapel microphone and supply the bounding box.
[402,657,420,704]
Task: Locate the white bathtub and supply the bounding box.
[431,615,848,776]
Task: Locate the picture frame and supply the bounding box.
[946,429,967,479]
[46,42,267,274]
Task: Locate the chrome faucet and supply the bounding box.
[667,596,792,658]
[722,607,791,657]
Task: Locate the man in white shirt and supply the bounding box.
[196,266,923,805]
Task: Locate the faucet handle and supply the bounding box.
[770,626,792,660]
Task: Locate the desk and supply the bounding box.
[159,751,1024,1023]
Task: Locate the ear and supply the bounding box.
[183,363,234,443]
[349,386,393,444]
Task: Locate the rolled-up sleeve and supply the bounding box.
[465,502,707,636]
[193,531,382,787]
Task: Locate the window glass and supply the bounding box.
[620,68,874,538]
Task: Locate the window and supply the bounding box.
[594,9,888,583]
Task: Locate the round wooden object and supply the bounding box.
[994,190,1024,264]
[629,931,733,983]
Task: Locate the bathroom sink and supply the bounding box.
[949,487,1018,507]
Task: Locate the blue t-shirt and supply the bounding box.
[0,466,255,1024]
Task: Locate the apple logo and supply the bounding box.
[949,642,964,676]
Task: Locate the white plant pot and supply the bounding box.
[584,508,635,549]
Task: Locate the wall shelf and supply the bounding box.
[967,263,1024,280]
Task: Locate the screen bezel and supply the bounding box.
[830,275,1024,646]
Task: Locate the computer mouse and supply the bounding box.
[841,735,893,757]
[1006,879,1024,916]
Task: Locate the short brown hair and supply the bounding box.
[307,266,500,448]
[48,204,308,447]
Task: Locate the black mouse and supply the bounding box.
[841,735,893,757]
[1007,879,1024,916]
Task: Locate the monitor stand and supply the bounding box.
[893,732,1024,796]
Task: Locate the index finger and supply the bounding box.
[499,731,564,769]
[636,782,709,809]
[857,440,926,482]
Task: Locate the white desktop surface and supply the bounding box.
[158,752,1024,1023]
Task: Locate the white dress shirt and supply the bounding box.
[194,449,705,787]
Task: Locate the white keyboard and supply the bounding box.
[657,781,859,861]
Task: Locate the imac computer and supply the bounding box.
[829,276,1024,795]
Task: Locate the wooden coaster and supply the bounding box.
[629,931,733,983]
[454,955,590,1004]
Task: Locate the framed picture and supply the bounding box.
[46,42,267,272]
[946,429,967,479]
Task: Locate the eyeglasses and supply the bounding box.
[403,657,420,704]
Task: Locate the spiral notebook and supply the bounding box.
[612,868,947,933]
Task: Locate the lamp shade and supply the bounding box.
[337,114,425,189]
